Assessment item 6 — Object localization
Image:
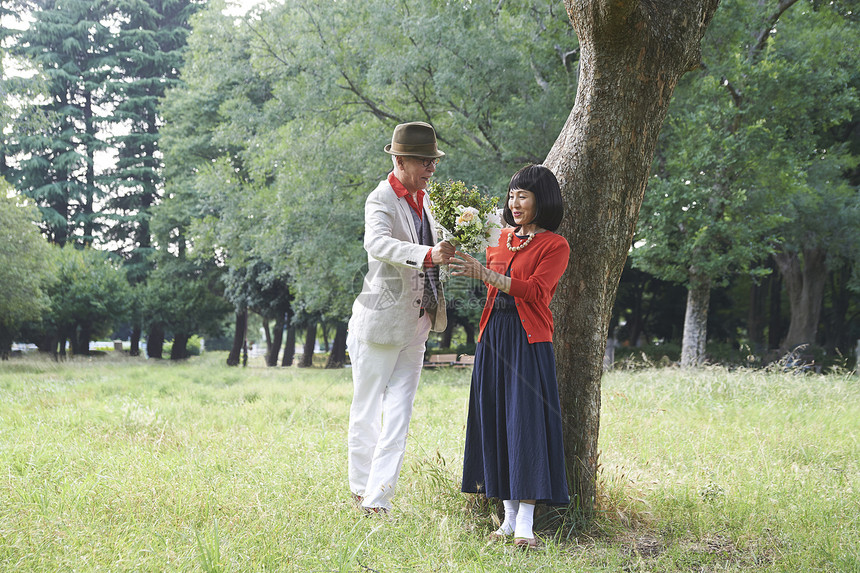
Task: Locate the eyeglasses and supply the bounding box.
[412,157,440,168]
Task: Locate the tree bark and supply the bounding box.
[441,319,455,348]
[147,324,164,359]
[321,323,330,352]
[773,247,827,352]
[227,308,247,366]
[77,323,93,356]
[298,322,316,368]
[69,326,82,356]
[681,274,711,368]
[325,323,348,368]
[282,325,296,367]
[170,332,189,360]
[267,312,286,367]
[464,322,476,347]
[547,0,719,514]
[129,324,142,357]
[262,317,272,359]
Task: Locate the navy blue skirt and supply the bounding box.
[461,291,570,505]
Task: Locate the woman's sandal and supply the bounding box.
[513,537,538,550]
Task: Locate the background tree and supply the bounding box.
[156,0,578,368]
[2,0,113,247]
[545,0,720,513]
[223,259,293,367]
[229,0,578,358]
[43,247,131,357]
[158,0,278,365]
[610,261,687,350]
[631,71,787,367]
[142,258,231,360]
[765,2,860,354]
[632,0,859,364]
[2,1,52,166]
[104,0,200,354]
[0,190,57,359]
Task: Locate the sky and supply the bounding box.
[225,0,272,16]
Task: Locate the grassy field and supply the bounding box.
[0,353,857,572]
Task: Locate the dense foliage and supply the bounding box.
[0,190,56,358]
[630,0,860,365]
[1,0,857,366]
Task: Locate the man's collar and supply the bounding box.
[388,171,425,201]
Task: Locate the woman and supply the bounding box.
[450,164,570,549]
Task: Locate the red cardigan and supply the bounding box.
[477,228,571,344]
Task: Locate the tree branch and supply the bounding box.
[749,0,800,62]
[245,19,295,71]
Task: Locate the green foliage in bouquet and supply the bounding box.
[427,179,502,253]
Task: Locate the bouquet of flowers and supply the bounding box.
[427,179,503,253]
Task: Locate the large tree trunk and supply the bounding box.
[147,324,164,359]
[547,0,719,514]
[325,323,348,369]
[170,332,189,360]
[680,274,711,368]
[0,330,11,360]
[298,322,316,368]
[321,323,330,352]
[281,325,296,367]
[262,317,272,358]
[129,324,142,357]
[441,319,455,348]
[774,247,827,352]
[227,308,247,366]
[77,323,92,356]
[464,322,475,347]
[69,325,82,355]
[267,312,286,367]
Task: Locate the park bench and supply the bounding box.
[423,353,475,368]
[424,353,458,368]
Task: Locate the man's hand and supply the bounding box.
[430,240,456,265]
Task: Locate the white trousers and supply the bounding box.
[347,313,431,510]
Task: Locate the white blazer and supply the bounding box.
[348,178,447,346]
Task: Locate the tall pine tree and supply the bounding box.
[105,0,200,355]
[105,0,199,280]
[3,0,114,247]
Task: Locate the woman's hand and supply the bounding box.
[450,251,512,293]
[449,251,485,280]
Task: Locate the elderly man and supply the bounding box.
[347,122,454,513]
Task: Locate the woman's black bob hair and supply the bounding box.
[502,164,564,232]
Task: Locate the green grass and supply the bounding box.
[0,353,857,572]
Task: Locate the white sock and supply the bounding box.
[514,502,535,539]
[494,500,519,535]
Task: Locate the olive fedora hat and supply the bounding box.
[384,121,445,158]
